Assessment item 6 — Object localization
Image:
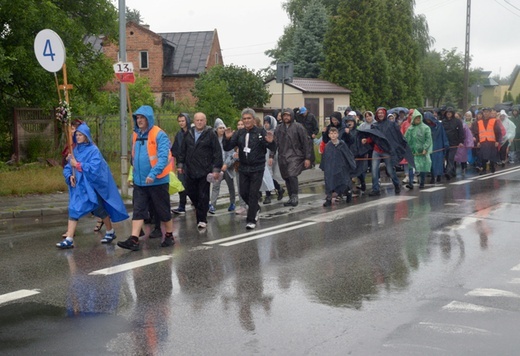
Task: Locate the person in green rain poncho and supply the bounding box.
[404,110,433,189]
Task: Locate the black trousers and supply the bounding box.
[284,176,299,197]
[239,170,264,224]
[185,175,210,224]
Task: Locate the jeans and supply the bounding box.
[371,150,400,192]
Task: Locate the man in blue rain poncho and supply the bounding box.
[57,123,129,249]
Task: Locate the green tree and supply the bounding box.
[126,7,142,24]
[287,0,328,77]
[0,0,119,159]
[192,65,271,124]
[192,77,239,126]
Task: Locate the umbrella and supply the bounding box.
[388,107,409,115]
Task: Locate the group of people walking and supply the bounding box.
[56,103,518,250]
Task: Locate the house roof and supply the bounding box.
[158,31,215,76]
[508,65,520,91]
[268,77,351,94]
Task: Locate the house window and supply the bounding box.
[140,51,149,70]
[215,53,219,65]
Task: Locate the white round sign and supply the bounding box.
[34,29,65,73]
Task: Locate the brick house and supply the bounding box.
[90,21,223,105]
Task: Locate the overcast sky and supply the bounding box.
[121,0,519,78]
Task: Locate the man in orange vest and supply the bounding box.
[472,107,502,174]
[118,105,175,251]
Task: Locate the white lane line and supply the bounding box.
[0,289,40,305]
[418,322,490,335]
[304,196,416,223]
[220,222,317,247]
[511,263,520,271]
[450,179,472,185]
[442,301,499,313]
[89,256,172,276]
[420,187,446,192]
[465,288,520,298]
[475,166,520,181]
[203,221,304,245]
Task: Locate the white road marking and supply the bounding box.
[203,221,304,245]
[304,196,416,223]
[220,222,317,247]
[89,256,172,276]
[418,322,490,335]
[450,179,472,185]
[420,187,446,192]
[474,166,520,181]
[442,301,499,313]
[465,288,520,298]
[0,289,40,305]
[510,263,520,271]
[444,203,460,206]
[383,343,447,352]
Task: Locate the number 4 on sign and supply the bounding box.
[43,39,56,61]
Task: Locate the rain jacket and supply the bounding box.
[64,123,129,222]
[170,113,191,159]
[275,109,313,179]
[455,121,474,163]
[214,118,237,178]
[404,110,432,173]
[131,105,172,187]
[320,139,356,195]
[424,112,449,177]
[178,122,223,179]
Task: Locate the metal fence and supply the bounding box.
[73,114,180,161]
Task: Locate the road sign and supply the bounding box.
[113,61,135,83]
[276,62,293,84]
[34,29,66,73]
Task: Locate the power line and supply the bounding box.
[504,0,520,12]
[494,0,520,17]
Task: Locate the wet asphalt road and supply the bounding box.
[2,166,520,355]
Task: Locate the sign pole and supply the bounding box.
[118,0,129,196]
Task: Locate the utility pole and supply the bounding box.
[463,0,471,112]
[119,0,128,196]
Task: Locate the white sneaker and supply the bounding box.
[255,208,260,222]
[197,222,207,229]
[246,223,256,230]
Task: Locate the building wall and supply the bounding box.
[103,23,164,95]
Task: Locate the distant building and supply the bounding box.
[469,71,501,108]
[264,77,351,127]
[88,22,223,106]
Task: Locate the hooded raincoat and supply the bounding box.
[424,112,449,177]
[64,123,129,222]
[275,109,313,179]
[404,110,432,173]
[320,139,356,195]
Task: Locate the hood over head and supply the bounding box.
[375,107,387,122]
[263,115,277,131]
[132,105,155,133]
[411,109,423,125]
[282,108,295,122]
[500,109,508,118]
[363,111,375,121]
[214,118,226,129]
[330,111,342,124]
[423,111,439,127]
[73,123,94,145]
[178,112,191,127]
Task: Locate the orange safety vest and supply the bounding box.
[477,118,497,143]
[132,126,172,179]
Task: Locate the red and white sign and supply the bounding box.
[113,62,135,83]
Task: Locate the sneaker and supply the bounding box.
[323,199,332,207]
[255,208,260,222]
[263,196,271,204]
[101,231,117,244]
[405,183,413,190]
[197,222,207,229]
[368,190,381,197]
[228,203,236,211]
[395,185,401,194]
[117,236,140,251]
[172,206,186,214]
[149,227,162,239]
[277,188,285,201]
[246,222,256,230]
[208,204,216,214]
[161,234,175,247]
[56,238,74,249]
